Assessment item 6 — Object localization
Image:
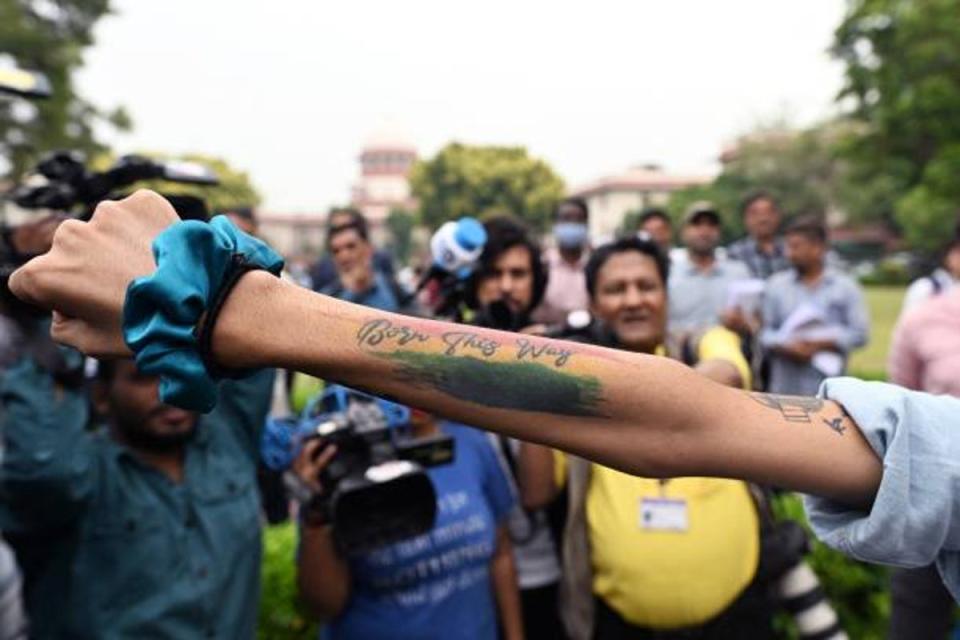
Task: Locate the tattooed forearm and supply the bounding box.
[750,393,824,423]
[751,392,852,436]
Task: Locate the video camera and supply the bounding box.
[9,150,217,219]
[262,385,455,552]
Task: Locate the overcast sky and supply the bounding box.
[76,1,847,213]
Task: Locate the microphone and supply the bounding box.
[407,218,487,315]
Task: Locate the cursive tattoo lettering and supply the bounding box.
[357,319,430,348]
[515,338,572,367]
[441,331,499,358]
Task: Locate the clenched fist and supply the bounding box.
[10,190,180,356]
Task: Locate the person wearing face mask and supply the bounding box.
[532,198,592,326]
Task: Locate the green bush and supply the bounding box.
[772,494,890,639]
[259,522,318,640]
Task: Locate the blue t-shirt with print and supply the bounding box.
[324,421,515,640]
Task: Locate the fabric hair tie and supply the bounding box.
[123,216,284,412]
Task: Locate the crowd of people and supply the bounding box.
[0,186,959,640]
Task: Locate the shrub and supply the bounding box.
[259,522,318,640]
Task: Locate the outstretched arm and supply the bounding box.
[213,271,879,507]
[10,191,882,508]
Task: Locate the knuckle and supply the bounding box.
[90,199,120,223]
[52,218,85,245]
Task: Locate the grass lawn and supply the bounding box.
[848,285,906,380]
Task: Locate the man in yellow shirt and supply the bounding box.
[527,235,770,639]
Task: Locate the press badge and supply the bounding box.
[640,498,689,532]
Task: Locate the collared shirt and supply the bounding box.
[803,378,960,600]
[667,255,750,333]
[323,270,401,312]
[726,236,790,279]
[0,357,275,640]
[760,268,869,395]
[532,248,590,326]
[888,288,960,395]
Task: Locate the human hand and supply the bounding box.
[779,341,819,363]
[291,439,338,494]
[720,307,747,333]
[9,190,180,356]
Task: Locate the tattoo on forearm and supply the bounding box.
[822,416,847,436]
[750,392,850,436]
[354,316,606,417]
[357,319,429,347]
[750,393,824,423]
[515,338,572,367]
[386,351,604,417]
[442,331,500,357]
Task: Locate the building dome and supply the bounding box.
[362,122,416,153]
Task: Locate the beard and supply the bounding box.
[476,298,530,331]
[112,407,198,453]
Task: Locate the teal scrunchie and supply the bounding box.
[123,216,284,412]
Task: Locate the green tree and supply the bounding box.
[668,119,897,243]
[410,142,565,230]
[832,0,960,251]
[0,0,131,179]
[385,207,416,265]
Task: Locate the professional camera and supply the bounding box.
[262,385,455,552]
[9,150,217,218]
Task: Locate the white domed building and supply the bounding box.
[350,125,419,229]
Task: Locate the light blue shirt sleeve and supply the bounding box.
[803,377,960,599]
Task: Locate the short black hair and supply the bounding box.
[465,215,547,310]
[557,197,589,221]
[638,207,671,228]
[740,189,779,217]
[326,208,369,247]
[585,236,670,300]
[784,216,828,244]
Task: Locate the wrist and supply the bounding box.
[211,269,286,369]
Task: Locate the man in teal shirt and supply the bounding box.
[0,353,274,639]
